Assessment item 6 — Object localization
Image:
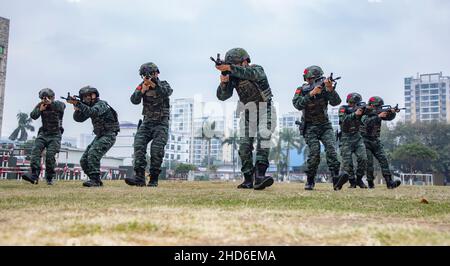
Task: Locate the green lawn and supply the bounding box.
[0,180,449,245]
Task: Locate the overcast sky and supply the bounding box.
[1,0,450,141]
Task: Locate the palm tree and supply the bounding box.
[222,130,240,179]
[279,128,304,180]
[269,131,283,180]
[9,112,35,141]
[195,119,221,175]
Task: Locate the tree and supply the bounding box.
[279,128,304,178]
[9,112,35,141]
[175,163,198,179]
[195,119,222,175]
[391,142,438,173]
[222,130,240,179]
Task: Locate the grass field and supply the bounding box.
[0,180,449,246]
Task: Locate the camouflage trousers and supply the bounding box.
[80,133,116,177]
[304,122,340,177]
[339,132,367,179]
[238,102,275,175]
[133,119,169,177]
[30,133,61,179]
[363,137,391,181]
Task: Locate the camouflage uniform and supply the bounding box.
[127,63,172,187]
[217,48,275,190]
[292,66,342,190]
[360,96,400,189]
[28,96,65,184]
[73,87,119,187]
[338,93,367,189]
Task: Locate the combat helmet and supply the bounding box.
[38,88,55,99]
[368,96,384,107]
[346,93,363,104]
[79,86,99,98]
[225,48,251,64]
[139,62,160,77]
[303,66,324,81]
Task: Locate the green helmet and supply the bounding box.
[79,86,99,98]
[303,65,324,81]
[225,48,251,64]
[139,62,160,77]
[346,93,362,104]
[368,96,384,107]
[38,88,55,99]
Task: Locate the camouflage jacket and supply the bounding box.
[216,64,273,105]
[130,79,172,122]
[30,100,66,135]
[338,105,363,134]
[73,99,120,136]
[292,85,341,125]
[360,109,396,138]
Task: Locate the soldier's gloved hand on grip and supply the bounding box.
[309,86,322,97]
[379,112,388,118]
[220,75,230,83]
[216,64,231,72]
[39,103,48,112]
[142,78,156,93]
[324,78,334,92]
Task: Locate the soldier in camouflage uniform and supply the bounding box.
[125,62,172,187]
[22,88,65,185]
[67,86,120,187]
[216,48,275,190]
[292,66,344,190]
[361,96,401,189]
[337,93,368,190]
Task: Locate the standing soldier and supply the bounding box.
[292,66,344,190]
[215,48,275,190]
[125,63,172,187]
[337,93,368,190]
[360,96,401,189]
[66,86,120,187]
[22,88,65,185]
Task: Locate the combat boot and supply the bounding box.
[125,170,146,187]
[147,175,159,187]
[254,164,274,190]
[348,177,357,188]
[22,169,40,185]
[83,174,103,187]
[367,179,375,189]
[333,171,349,191]
[305,176,315,191]
[46,176,55,186]
[356,176,368,189]
[237,173,254,189]
[385,175,401,189]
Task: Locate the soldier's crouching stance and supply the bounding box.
[292,66,345,190]
[68,86,120,187]
[125,62,172,187]
[215,48,275,190]
[22,88,65,185]
[361,96,401,189]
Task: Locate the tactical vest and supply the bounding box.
[235,79,272,105]
[360,114,381,138]
[340,106,362,134]
[41,105,62,134]
[92,101,120,136]
[301,88,329,124]
[142,89,170,121]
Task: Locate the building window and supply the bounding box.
[431,108,439,112]
[422,108,429,113]
[421,84,429,89]
[404,91,411,96]
[430,89,439,94]
[430,83,439,88]
[177,155,181,160]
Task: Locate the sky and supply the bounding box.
[1,0,450,141]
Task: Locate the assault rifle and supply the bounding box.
[302,73,341,94]
[377,104,406,114]
[60,93,81,103]
[295,120,306,137]
[210,53,231,75]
